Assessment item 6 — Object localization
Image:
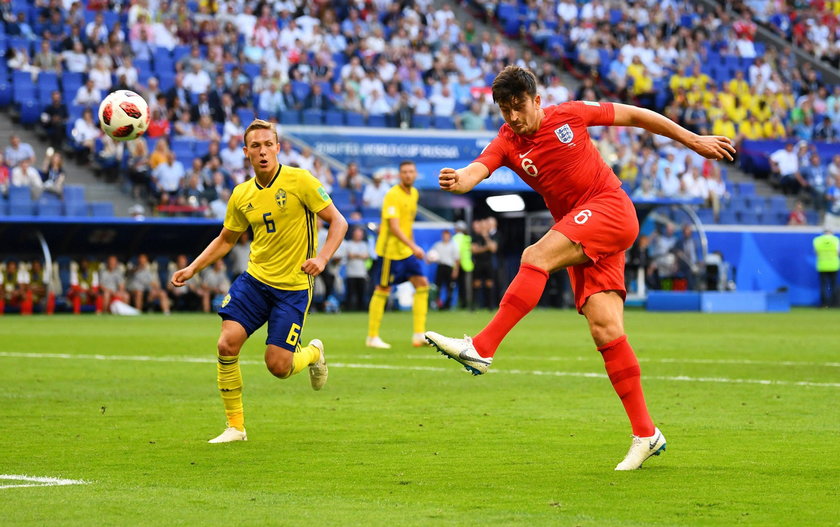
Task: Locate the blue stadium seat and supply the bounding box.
[64,200,88,217]
[695,208,715,224]
[0,197,7,216]
[171,138,194,158]
[411,114,431,128]
[367,114,387,128]
[324,110,343,126]
[718,210,738,224]
[63,185,86,202]
[36,198,63,217]
[279,109,301,125]
[0,79,11,107]
[89,202,114,217]
[344,112,365,127]
[241,62,261,80]
[496,3,518,22]
[738,211,760,224]
[8,186,33,215]
[18,99,40,124]
[172,45,192,63]
[291,81,311,102]
[302,109,324,125]
[193,140,210,158]
[733,182,755,195]
[433,115,455,129]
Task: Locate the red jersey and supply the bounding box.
[475,101,621,221]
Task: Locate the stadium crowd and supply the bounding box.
[2,0,840,229]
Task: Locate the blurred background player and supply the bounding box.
[471,217,499,309]
[425,66,735,470]
[366,160,429,349]
[171,119,347,443]
[98,255,129,313]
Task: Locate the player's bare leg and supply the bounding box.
[209,320,248,443]
[583,292,664,469]
[427,230,586,373]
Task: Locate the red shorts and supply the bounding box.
[550,188,639,313]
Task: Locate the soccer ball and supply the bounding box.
[98,90,149,141]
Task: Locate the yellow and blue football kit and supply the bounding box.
[220,164,332,350]
[368,184,428,339]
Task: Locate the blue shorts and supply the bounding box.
[371,255,424,288]
[218,272,310,351]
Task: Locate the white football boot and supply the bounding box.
[208,426,247,444]
[412,333,428,347]
[424,331,492,375]
[365,336,392,349]
[308,339,328,391]
[614,427,666,470]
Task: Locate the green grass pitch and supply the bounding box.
[2,309,838,526]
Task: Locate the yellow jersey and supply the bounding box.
[224,165,332,290]
[376,184,418,260]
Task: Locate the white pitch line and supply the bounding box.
[354,354,840,368]
[0,474,88,490]
[2,351,838,388]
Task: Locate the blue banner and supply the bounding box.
[412,162,533,192]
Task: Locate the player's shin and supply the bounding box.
[472,264,549,358]
[367,289,388,338]
[217,354,244,431]
[289,344,320,376]
[412,286,429,334]
[598,335,655,437]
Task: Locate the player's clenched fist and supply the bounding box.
[170,267,194,287]
[439,167,459,192]
[301,257,326,276]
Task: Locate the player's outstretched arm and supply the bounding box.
[612,103,736,161]
[170,227,242,287]
[302,203,348,277]
[439,162,490,194]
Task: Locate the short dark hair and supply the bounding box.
[491,65,538,106]
[399,160,415,169]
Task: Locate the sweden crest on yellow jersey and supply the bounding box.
[275,189,287,210]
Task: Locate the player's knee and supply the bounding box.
[265,354,293,378]
[217,336,241,357]
[588,320,623,347]
[521,244,546,268]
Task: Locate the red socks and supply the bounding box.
[472,263,549,358]
[599,335,655,437]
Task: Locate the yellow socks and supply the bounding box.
[217,354,244,431]
[367,288,388,338]
[413,286,429,334]
[289,343,321,377]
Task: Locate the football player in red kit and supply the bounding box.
[425,66,735,470]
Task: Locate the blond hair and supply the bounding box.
[243,119,279,144]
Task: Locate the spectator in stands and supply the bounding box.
[149,138,171,170]
[456,101,487,131]
[258,83,284,116]
[128,253,170,314]
[62,40,88,73]
[362,173,389,210]
[219,136,244,174]
[277,140,300,167]
[73,78,101,108]
[11,158,43,199]
[126,137,151,200]
[40,151,65,198]
[770,142,801,195]
[788,200,808,226]
[184,60,212,95]
[146,107,171,139]
[632,178,657,201]
[801,152,828,212]
[173,112,196,139]
[194,115,221,143]
[85,11,109,47]
[338,161,363,190]
[280,82,301,111]
[303,82,331,111]
[115,57,139,91]
[71,108,100,163]
[40,91,69,150]
[5,135,36,168]
[151,152,186,202]
[2,260,26,311]
[88,58,113,92]
[311,158,335,194]
[0,153,8,196]
[341,88,364,114]
[33,39,61,74]
[99,255,129,313]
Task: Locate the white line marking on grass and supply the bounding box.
[0,474,88,490]
[355,354,840,368]
[2,352,839,388]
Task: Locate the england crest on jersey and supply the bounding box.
[555,124,574,144]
